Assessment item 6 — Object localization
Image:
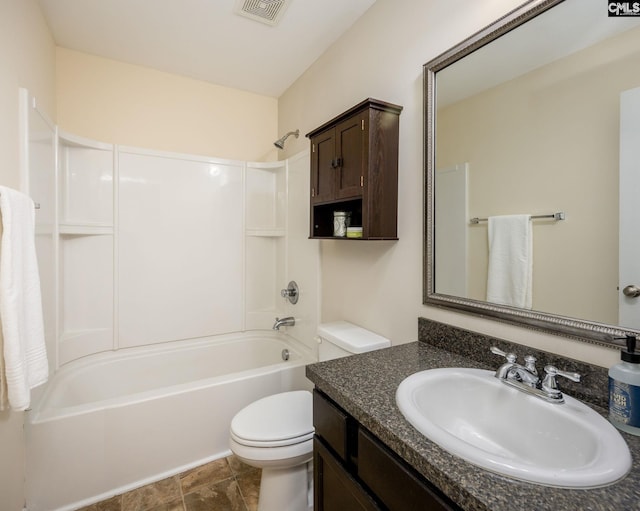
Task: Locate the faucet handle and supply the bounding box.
[544,365,581,383]
[541,365,581,400]
[280,281,299,304]
[490,346,517,363]
[524,355,538,375]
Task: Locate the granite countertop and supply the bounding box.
[306,341,640,511]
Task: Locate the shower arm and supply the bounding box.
[274,129,300,149]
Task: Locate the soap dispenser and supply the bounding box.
[609,335,640,435]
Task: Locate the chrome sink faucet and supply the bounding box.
[490,347,581,404]
[492,348,538,387]
[272,316,295,331]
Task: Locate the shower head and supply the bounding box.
[274,129,300,149]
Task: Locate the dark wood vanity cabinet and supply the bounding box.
[306,98,402,240]
[314,438,380,511]
[313,390,462,511]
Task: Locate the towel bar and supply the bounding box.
[470,212,564,224]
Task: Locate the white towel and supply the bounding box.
[486,214,532,309]
[0,186,48,411]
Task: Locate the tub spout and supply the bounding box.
[273,317,295,330]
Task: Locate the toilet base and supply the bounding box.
[257,461,313,511]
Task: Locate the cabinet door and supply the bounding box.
[335,112,366,200]
[358,429,461,511]
[313,389,350,461]
[310,129,336,204]
[314,438,381,511]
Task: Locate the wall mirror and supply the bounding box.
[424,0,640,346]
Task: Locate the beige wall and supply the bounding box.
[0,0,56,509]
[56,48,279,162]
[437,26,640,325]
[278,0,621,368]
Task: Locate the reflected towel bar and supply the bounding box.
[469,212,565,224]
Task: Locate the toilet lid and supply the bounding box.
[230,390,313,446]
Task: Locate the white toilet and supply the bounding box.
[229,321,391,511]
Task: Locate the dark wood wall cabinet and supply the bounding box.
[306,98,402,240]
[313,389,462,511]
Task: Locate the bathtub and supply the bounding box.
[25,332,314,511]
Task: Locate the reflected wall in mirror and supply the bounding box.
[424,0,640,345]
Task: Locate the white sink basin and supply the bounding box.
[396,368,631,488]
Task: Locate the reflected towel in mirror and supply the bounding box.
[486,214,532,309]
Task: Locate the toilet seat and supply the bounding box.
[230,390,314,448]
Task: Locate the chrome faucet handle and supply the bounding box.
[544,365,581,383]
[490,346,517,363]
[541,365,581,400]
[524,355,538,376]
[280,281,299,304]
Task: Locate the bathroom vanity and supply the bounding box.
[306,319,640,511]
[313,389,460,510]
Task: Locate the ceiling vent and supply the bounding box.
[234,0,292,26]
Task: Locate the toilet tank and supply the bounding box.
[317,321,391,361]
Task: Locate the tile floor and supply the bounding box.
[75,455,261,511]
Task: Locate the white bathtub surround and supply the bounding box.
[56,133,115,364]
[117,149,244,348]
[26,332,313,511]
[0,186,48,410]
[23,122,318,368]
